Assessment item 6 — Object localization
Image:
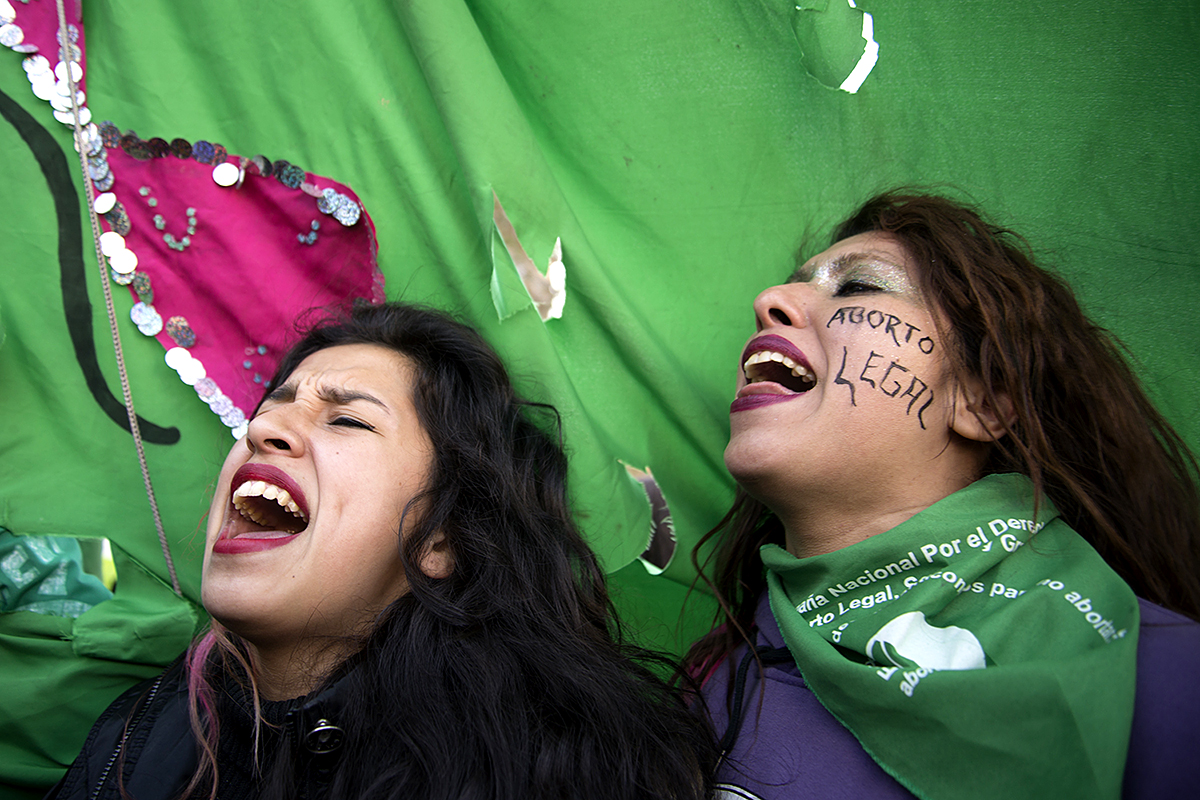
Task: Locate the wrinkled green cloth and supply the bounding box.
[0,530,111,617]
[0,542,198,800]
[765,475,1139,800]
[2,1,1197,798]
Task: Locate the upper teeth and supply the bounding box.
[743,350,814,381]
[232,480,306,525]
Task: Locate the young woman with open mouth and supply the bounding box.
[688,191,1200,800]
[51,302,716,800]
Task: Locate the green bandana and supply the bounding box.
[763,474,1139,800]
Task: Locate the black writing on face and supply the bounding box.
[878,360,909,397]
[827,306,934,353]
[838,349,935,430]
[834,347,857,406]
[859,351,883,388]
[899,375,934,429]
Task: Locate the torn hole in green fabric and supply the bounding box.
[792,0,880,93]
[623,464,677,575]
[490,191,566,321]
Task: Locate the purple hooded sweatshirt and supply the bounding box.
[701,594,1200,799]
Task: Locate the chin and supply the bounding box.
[724,434,778,484]
[201,572,259,633]
[200,582,233,627]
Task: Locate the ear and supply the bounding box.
[951,379,1015,442]
[418,531,455,579]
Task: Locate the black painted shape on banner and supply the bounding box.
[0,88,180,444]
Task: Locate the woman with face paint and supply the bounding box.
[51,303,716,800]
[687,191,1200,800]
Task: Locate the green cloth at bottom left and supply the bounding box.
[0,537,200,800]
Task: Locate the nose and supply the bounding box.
[752,282,812,332]
[244,405,305,458]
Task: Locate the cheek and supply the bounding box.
[823,304,939,353]
[316,542,407,611]
[205,493,227,543]
[827,338,946,432]
[206,446,245,529]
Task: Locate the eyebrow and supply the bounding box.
[264,382,389,411]
[789,252,867,283]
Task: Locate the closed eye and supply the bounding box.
[332,416,375,431]
[835,280,881,297]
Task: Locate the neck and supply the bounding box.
[769,471,980,559]
[247,639,350,702]
[780,501,937,558]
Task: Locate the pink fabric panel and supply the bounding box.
[101,144,383,419]
[6,0,84,80]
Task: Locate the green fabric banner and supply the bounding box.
[1,1,1197,796]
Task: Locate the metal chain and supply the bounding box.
[55,0,182,595]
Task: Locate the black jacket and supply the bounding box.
[47,657,346,800]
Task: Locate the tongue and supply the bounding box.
[233,529,296,540]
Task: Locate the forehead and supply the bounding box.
[793,231,914,281]
[279,344,415,403]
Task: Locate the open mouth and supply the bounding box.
[742,335,817,394]
[225,464,310,537]
[744,350,817,393]
[232,481,309,534]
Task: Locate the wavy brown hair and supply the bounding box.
[688,190,1200,675]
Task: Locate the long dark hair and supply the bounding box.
[190,301,715,799]
[687,190,1200,675]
